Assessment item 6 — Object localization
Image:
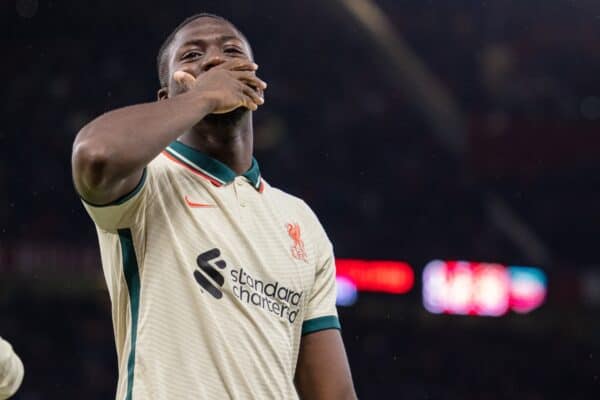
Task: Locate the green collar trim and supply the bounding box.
[165,141,262,190]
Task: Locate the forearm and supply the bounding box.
[72,91,214,196]
[0,337,24,398]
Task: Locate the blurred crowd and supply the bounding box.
[2,0,599,266]
[2,0,600,398]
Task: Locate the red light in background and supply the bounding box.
[423,260,546,316]
[336,259,414,294]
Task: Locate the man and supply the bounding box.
[0,336,24,399]
[72,13,356,399]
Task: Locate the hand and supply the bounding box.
[173,60,267,113]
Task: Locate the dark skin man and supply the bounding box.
[72,15,356,399]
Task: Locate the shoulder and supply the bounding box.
[147,151,176,176]
[145,150,191,187]
[265,182,312,215]
[264,182,327,236]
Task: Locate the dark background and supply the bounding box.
[2,0,600,398]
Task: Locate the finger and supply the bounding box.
[230,61,259,72]
[242,85,264,106]
[232,71,267,90]
[242,95,259,111]
[218,59,258,72]
[173,70,196,89]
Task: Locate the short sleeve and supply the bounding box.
[0,336,24,398]
[301,207,341,335]
[81,168,150,232]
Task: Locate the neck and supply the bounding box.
[179,109,253,175]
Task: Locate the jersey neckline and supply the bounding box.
[164,140,263,192]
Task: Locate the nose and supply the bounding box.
[201,48,226,72]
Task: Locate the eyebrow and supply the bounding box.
[179,35,245,50]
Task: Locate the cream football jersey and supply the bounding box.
[0,336,24,399]
[82,140,341,400]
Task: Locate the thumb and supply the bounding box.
[173,70,196,89]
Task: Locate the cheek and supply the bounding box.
[168,82,184,97]
[167,72,187,97]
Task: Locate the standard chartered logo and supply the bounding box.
[194,248,227,299]
[193,248,303,324]
[231,267,303,324]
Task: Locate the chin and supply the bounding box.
[204,107,249,128]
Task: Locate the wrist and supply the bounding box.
[173,89,217,116]
[193,91,218,115]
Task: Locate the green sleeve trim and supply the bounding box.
[301,315,341,336]
[118,228,141,400]
[81,168,147,207]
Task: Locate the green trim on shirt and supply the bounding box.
[166,141,262,189]
[242,158,262,189]
[81,168,147,207]
[118,229,141,400]
[301,315,341,336]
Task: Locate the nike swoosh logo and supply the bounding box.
[184,195,217,208]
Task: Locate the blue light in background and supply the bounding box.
[508,266,547,313]
[336,276,358,306]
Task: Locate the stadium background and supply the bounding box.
[2,0,600,398]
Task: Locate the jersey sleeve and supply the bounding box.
[301,204,341,336]
[0,337,24,399]
[81,168,151,232]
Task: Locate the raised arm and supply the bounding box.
[71,59,265,205]
[295,329,357,400]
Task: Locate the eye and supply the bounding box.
[182,51,203,60]
[224,47,243,55]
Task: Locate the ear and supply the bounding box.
[157,87,169,101]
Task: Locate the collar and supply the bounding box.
[164,140,263,192]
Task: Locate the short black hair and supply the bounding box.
[156,13,250,88]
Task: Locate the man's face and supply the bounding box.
[165,17,253,98]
